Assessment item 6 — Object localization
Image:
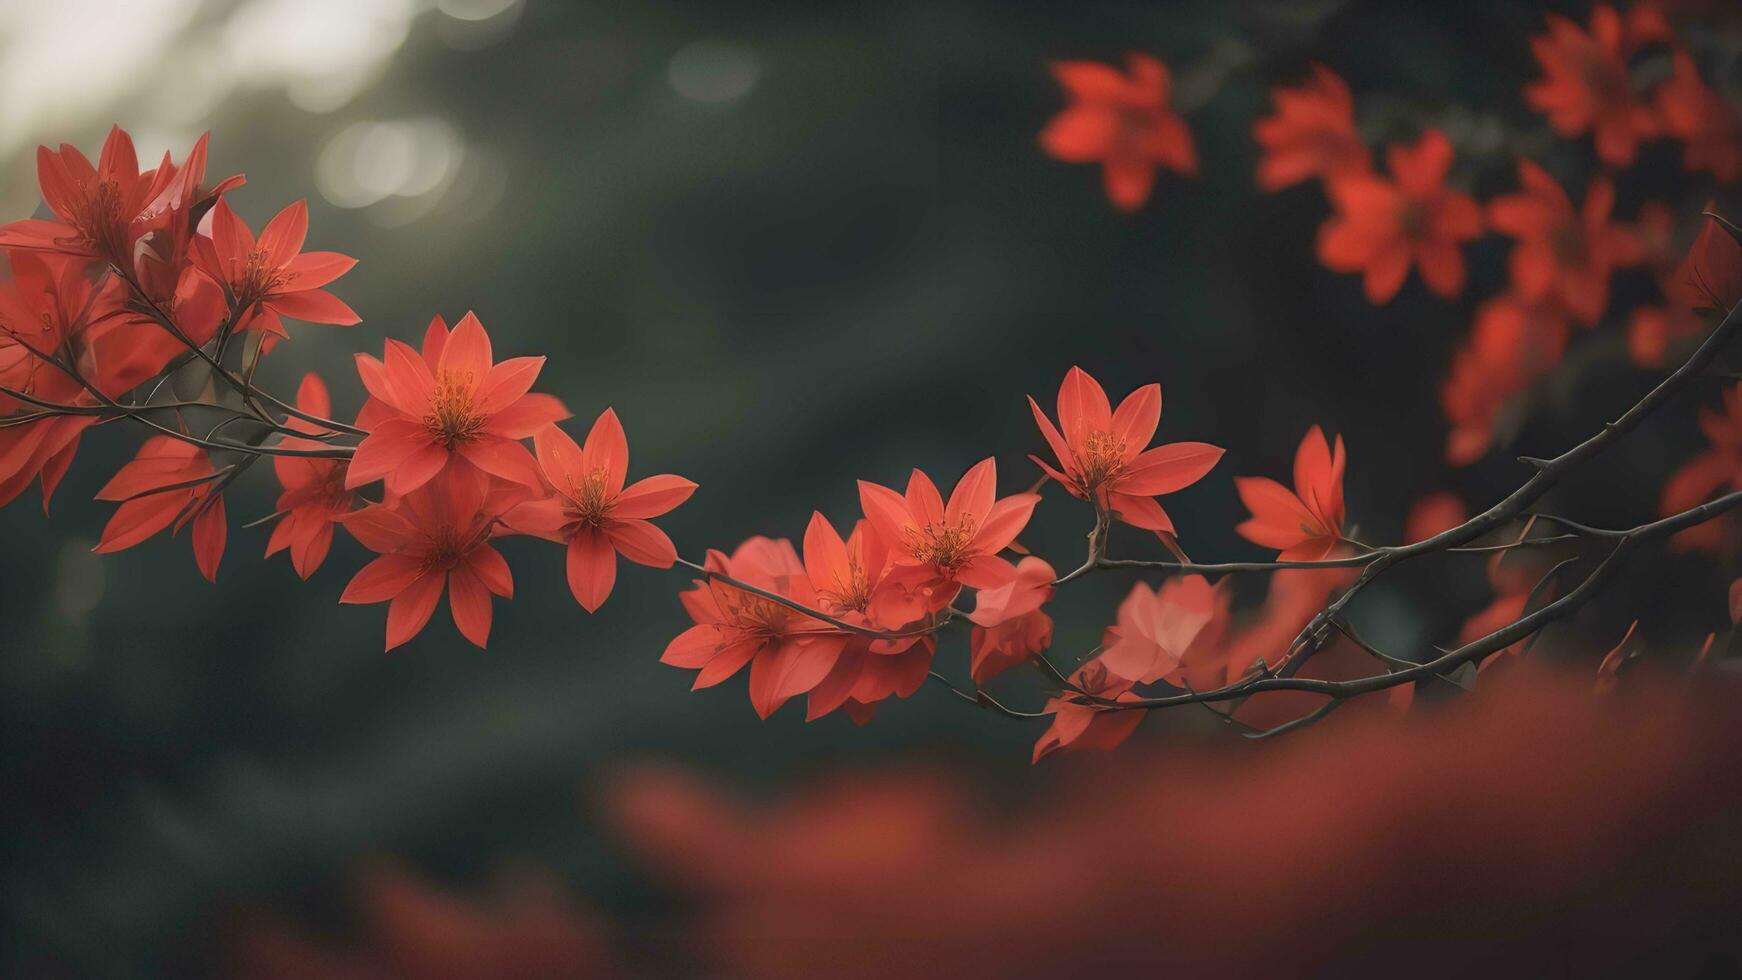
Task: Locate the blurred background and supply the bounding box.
[2,0,1738,975]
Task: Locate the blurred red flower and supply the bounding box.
[1317,130,1482,303]
[1253,63,1370,192]
[1039,54,1197,211]
[1656,49,1742,183]
[1660,382,1741,553]
[1487,160,1640,327]
[1523,4,1661,166]
[1405,490,1467,543]
[610,669,1742,978]
[1441,292,1571,465]
[232,863,616,980]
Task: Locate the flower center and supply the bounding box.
[73,180,126,259]
[566,467,614,527]
[904,515,978,571]
[717,585,792,637]
[419,522,488,573]
[421,370,484,446]
[423,532,466,570]
[817,554,871,613]
[1550,224,1588,266]
[1074,429,1128,491]
[236,249,291,306]
[318,465,351,506]
[1113,103,1169,156]
[1398,199,1431,240]
[1582,53,1630,105]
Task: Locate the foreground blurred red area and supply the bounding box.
[611,669,1742,979]
[230,669,1742,978]
[231,865,617,980]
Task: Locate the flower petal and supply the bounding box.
[345,419,437,489]
[475,356,545,415]
[447,565,493,648]
[384,571,445,651]
[566,527,617,612]
[438,311,494,381]
[341,554,425,604]
[608,517,677,568]
[613,473,697,520]
[582,408,629,497]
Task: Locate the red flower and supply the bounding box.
[795,512,942,720]
[264,374,352,579]
[348,312,569,495]
[1487,160,1640,327]
[1524,4,1660,167]
[0,242,188,412]
[0,280,121,512]
[127,132,242,345]
[660,537,850,719]
[0,127,242,279]
[339,465,517,650]
[0,126,158,262]
[1660,382,1741,554]
[1441,292,1570,465]
[0,390,91,512]
[802,513,891,622]
[1235,425,1347,561]
[1675,209,1742,318]
[0,249,127,352]
[1032,660,1144,762]
[1190,567,1353,692]
[505,409,695,612]
[93,436,227,582]
[1097,575,1222,684]
[193,198,358,341]
[1656,49,1741,184]
[1253,64,1371,192]
[1039,54,1197,211]
[965,555,1055,685]
[828,639,935,725]
[1317,130,1482,303]
[858,458,1040,592]
[1029,366,1223,535]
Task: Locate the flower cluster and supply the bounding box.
[1250,4,1737,468]
[0,127,694,652]
[661,366,1225,737]
[3,3,1739,768]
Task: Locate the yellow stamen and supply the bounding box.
[421,370,484,446]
